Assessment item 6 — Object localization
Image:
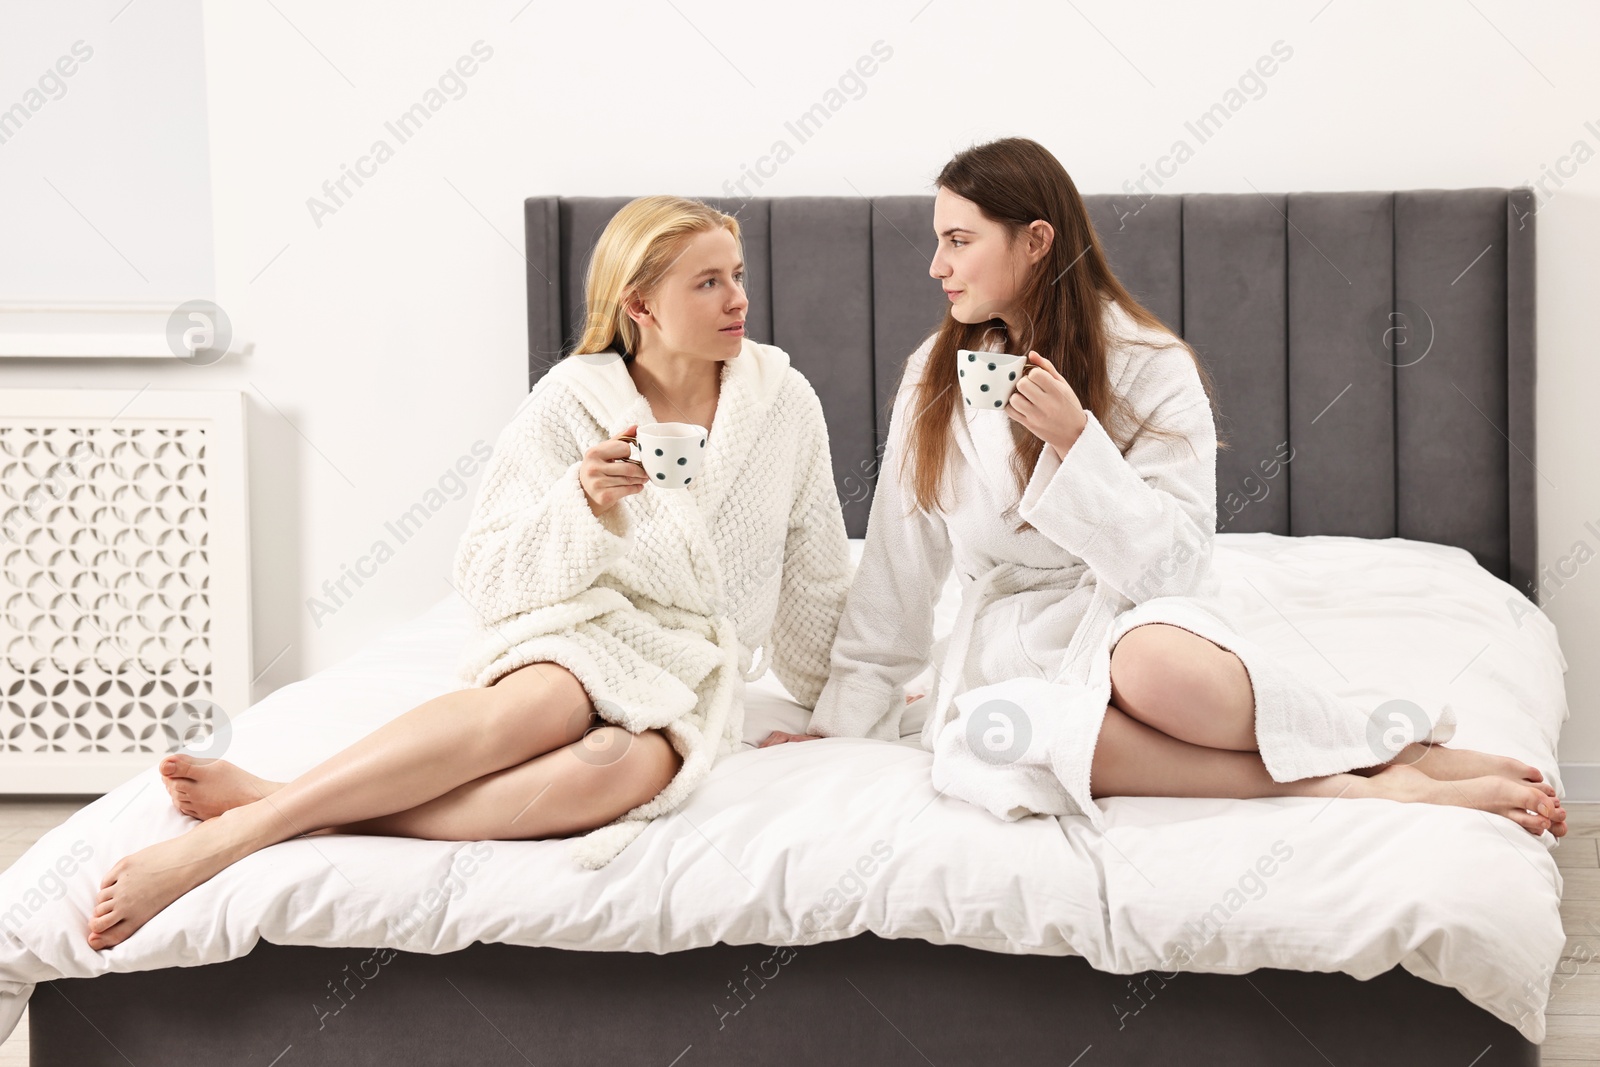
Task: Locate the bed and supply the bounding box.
[4,188,1565,1066]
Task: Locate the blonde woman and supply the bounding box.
[87,196,853,949]
[777,137,1567,841]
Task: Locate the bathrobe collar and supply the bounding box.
[546,337,792,522]
[950,297,1138,493]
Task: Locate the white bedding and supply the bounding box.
[0,532,1571,1043]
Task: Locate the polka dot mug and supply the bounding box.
[619,422,708,488]
[956,348,1029,410]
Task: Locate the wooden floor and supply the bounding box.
[1,799,1598,1065]
[1547,803,1600,1064]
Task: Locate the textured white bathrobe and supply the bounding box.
[808,300,1457,826]
[453,339,851,868]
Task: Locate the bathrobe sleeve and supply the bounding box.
[767,382,853,710]
[807,341,954,740]
[451,386,635,627]
[1017,346,1217,603]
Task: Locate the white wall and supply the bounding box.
[3,0,1597,767]
[0,0,214,302]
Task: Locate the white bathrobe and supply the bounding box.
[453,339,851,868]
[807,299,1456,826]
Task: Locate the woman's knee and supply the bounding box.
[481,661,596,751]
[573,727,681,804]
[1110,624,1255,749]
[1118,621,1237,692]
[1109,623,1190,722]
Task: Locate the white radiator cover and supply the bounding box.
[0,389,251,794]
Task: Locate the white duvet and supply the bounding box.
[0,532,1571,1043]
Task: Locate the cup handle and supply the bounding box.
[616,433,645,468]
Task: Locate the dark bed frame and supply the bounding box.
[30,188,1541,1065]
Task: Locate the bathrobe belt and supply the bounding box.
[660,490,768,688]
[922,559,1104,753]
[731,620,767,683]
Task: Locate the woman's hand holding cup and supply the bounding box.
[580,423,650,515]
[1006,351,1089,460]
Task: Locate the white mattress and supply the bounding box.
[0,532,1571,1043]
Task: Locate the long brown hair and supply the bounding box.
[901,137,1227,532]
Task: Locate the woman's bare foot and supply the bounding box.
[1391,743,1566,834]
[87,807,262,949]
[1397,742,1542,784]
[160,754,282,821]
[1363,763,1567,837]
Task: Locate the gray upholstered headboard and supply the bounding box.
[524,190,1538,600]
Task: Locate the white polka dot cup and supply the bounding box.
[619,422,707,488]
[958,349,1029,410]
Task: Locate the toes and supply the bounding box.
[1493,753,1541,781]
[1505,785,1562,835]
[1532,799,1561,821]
[1521,785,1554,810]
[88,909,121,934]
[1507,809,1549,836]
[88,920,127,949]
[162,753,225,779]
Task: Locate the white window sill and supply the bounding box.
[0,302,253,359]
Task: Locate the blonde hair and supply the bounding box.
[572,195,743,359]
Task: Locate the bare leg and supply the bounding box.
[89,729,679,950]
[1109,622,1557,790]
[162,724,681,840]
[1110,622,1260,751]
[1091,703,1564,836]
[90,662,642,949]
[339,726,681,841]
[159,661,593,823]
